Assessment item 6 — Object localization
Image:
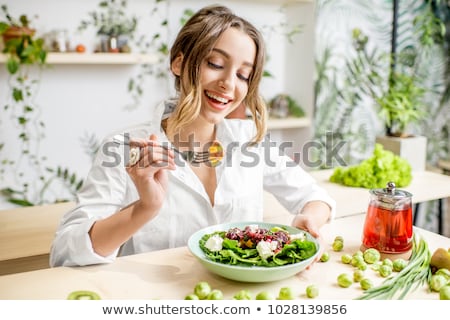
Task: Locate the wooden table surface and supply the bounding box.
[0,213,448,300]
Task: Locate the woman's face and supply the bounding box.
[198,27,256,124]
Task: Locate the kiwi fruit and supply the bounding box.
[430,248,450,272]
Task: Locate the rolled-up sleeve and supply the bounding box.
[49,139,129,267]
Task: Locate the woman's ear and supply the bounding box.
[171,54,183,76]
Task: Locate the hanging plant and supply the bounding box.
[0,5,83,206]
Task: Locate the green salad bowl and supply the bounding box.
[187,221,320,283]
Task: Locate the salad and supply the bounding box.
[199,224,318,267]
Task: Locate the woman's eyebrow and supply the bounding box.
[212,48,254,68]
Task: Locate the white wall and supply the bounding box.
[0,0,314,208]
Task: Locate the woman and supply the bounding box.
[50,5,335,267]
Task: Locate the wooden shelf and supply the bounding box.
[0,52,159,65]
[267,117,311,130]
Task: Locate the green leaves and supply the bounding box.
[377,73,426,135]
[200,230,317,267]
[330,143,412,189]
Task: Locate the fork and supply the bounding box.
[112,134,221,165]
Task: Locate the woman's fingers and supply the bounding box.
[135,145,175,169]
[126,135,175,169]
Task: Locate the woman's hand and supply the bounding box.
[292,201,332,266]
[126,134,176,217]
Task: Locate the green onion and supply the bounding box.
[356,234,431,300]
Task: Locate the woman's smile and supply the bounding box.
[204,90,233,111]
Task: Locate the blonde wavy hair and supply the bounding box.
[166,5,267,143]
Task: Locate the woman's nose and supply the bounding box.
[219,70,235,90]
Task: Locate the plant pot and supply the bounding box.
[1,26,35,44]
[375,135,427,171]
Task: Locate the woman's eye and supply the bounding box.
[207,61,222,69]
[237,73,250,82]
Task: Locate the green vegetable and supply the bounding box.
[382,258,393,268]
[360,278,374,290]
[306,285,319,298]
[256,291,274,300]
[199,227,318,267]
[370,261,382,271]
[392,258,408,272]
[184,294,199,300]
[356,261,368,271]
[435,268,450,281]
[332,240,344,252]
[67,290,101,300]
[330,144,412,188]
[357,235,431,299]
[207,289,224,300]
[194,281,211,300]
[363,248,381,264]
[277,287,294,300]
[233,290,252,300]
[429,274,448,292]
[341,254,352,264]
[320,252,330,262]
[351,255,365,267]
[353,269,365,283]
[337,273,353,288]
[440,285,450,300]
[379,264,393,278]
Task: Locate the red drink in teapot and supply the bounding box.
[361,182,413,254]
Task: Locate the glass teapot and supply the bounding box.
[361,182,413,255]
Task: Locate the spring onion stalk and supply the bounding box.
[356,234,431,300]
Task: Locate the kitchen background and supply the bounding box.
[1,0,449,233]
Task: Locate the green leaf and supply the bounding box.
[8,198,34,206]
[12,88,23,101]
[6,57,19,74]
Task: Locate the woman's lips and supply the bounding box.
[205,90,232,111]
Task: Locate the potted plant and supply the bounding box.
[349,5,445,172]
[0,5,46,72]
[78,0,138,53]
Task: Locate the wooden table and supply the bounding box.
[1,169,450,275]
[0,214,448,300]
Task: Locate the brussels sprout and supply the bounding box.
[353,269,365,283]
[353,250,363,258]
[341,253,352,264]
[382,258,393,268]
[233,290,252,300]
[435,268,450,281]
[207,289,224,300]
[194,281,211,299]
[351,255,365,267]
[392,258,408,272]
[379,264,392,277]
[306,285,319,298]
[256,291,274,300]
[363,248,380,264]
[430,274,449,292]
[370,261,382,271]
[360,278,373,290]
[334,236,344,242]
[278,287,294,300]
[185,294,199,300]
[440,285,450,300]
[332,240,344,252]
[356,261,368,271]
[320,252,330,262]
[337,273,353,288]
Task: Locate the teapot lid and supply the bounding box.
[370,181,412,202]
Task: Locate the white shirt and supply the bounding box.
[50,100,336,267]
